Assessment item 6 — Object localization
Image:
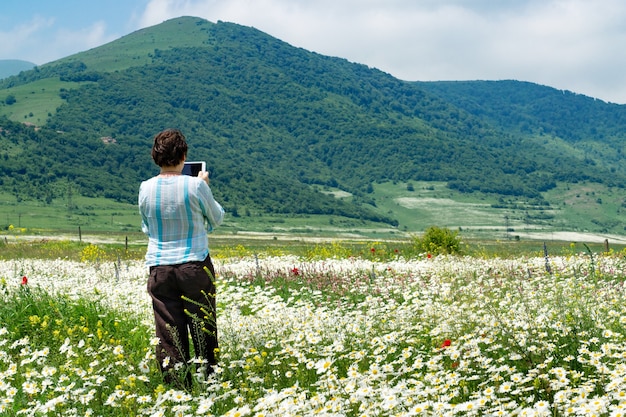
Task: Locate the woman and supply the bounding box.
[139,128,224,387]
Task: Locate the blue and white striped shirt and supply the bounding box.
[139,175,224,266]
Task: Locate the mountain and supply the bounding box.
[0,60,36,80]
[415,80,626,173]
[1,16,625,233]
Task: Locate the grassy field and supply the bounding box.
[0,223,619,263]
[0,78,86,124]
[322,180,626,241]
[0,192,139,233]
[370,181,507,232]
[2,178,626,248]
[543,182,626,233]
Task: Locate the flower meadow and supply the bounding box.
[2,250,626,416]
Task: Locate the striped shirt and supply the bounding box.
[139,175,224,266]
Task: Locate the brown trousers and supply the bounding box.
[147,255,217,387]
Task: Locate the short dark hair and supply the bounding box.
[151,129,188,167]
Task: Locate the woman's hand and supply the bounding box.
[198,170,209,185]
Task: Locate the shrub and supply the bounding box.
[412,226,461,255]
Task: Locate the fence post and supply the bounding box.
[543,242,551,274]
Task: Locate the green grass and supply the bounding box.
[1,223,620,263]
[0,189,402,242]
[0,284,161,415]
[368,181,505,232]
[0,192,140,232]
[543,182,626,233]
[366,180,626,238]
[2,178,625,247]
[0,78,86,123]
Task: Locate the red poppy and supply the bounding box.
[441,339,451,348]
[291,267,300,276]
[427,253,432,259]
[370,248,376,253]
[21,276,28,285]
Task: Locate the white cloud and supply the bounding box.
[480,0,626,102]
[0,16,55,62]
[140,0,190,26]
[0,16,116,65]
[50,22,115,60]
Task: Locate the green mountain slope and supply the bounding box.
[56,16,214,72]
[416,80,626,174]
[1,16,625,234]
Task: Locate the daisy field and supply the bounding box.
[1,243,626,416]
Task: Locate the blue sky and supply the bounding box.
[2,0,626,104]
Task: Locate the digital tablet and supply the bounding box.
[182,161,206,176]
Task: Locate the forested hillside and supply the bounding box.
[417,80,626,174]
[1,16,625,229]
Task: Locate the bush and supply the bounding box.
[412,226,461,255]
